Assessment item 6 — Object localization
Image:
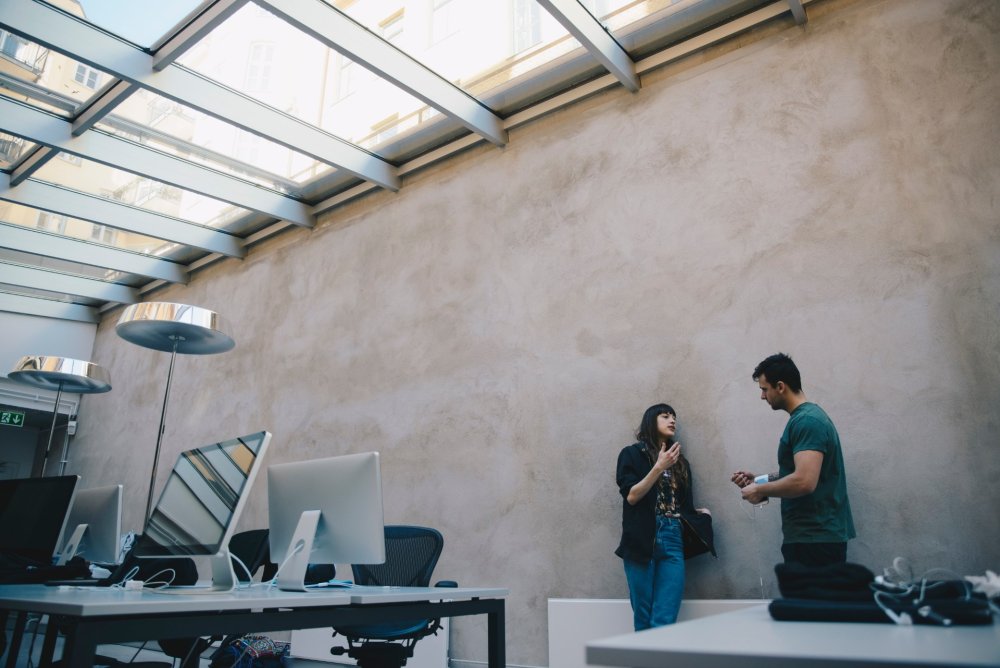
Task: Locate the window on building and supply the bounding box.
[58,152,82,166]
[37,212,68,235]
[431,0,461,43]
[245,42,275,91]
[513,0,542,54]
[74,64,102,89]
[381,11,404,44]
[90,224,118,245]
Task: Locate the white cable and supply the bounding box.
[141,567,176,590]
[733,492,768,599]
[111,565,140,589]
[230,553,254,589]
[265,541,304,590]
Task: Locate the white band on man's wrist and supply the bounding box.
[754,474,770,485]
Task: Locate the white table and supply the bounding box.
[0,584,507,668]
[586,603,1000,668]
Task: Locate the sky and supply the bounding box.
[78,0,204,47]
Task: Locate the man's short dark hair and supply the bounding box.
[753,353,802,392]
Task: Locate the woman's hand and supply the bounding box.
[655,442,681,472]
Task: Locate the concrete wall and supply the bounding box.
[71,0,999,665]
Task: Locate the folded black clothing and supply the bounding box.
[0,553,90,584]
[775,561,875,601]
[769,595,994,626]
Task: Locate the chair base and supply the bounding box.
[333,639,415,668]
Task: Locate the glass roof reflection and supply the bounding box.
[331,0,580,103]
[0,247,147,286]
[176,2,434,155]
[74,0,206,49]
[0,199,170,257]
[95,87,328,194]
[31,154,253,231]
[0,283,104,307]
[0,28,107,117]
[0,133,36,170]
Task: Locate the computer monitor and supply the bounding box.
[268,452,385,592]
[0,475,79,564]
[133,431,271,592]
[56,484,123,566]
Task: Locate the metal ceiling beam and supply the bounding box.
[0,97,314,227]
[0,174,245,258]
[72,80,140,136]
[0,262,138,304]
[0,292,99,323]
[8,145,57,186]
[0,0,400,191]
[256,0,509,147]
[536,0,640,93]
[787,0,807,25]
[153,0,249,70]
[0,223,188,284]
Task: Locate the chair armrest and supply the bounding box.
[435,580,458,588]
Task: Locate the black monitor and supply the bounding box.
[133,431,271,592]
[268,452,385,591]
[0,475,79,564]
[57,484,123,565]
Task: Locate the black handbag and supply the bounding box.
[680,512,716,560]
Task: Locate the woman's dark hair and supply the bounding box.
[635,403,676,446]
[634,403,689,489]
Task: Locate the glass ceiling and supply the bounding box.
[0,0,783,324]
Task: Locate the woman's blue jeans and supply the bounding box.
[623,515,685,630]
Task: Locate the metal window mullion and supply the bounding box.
[0,97,314,227]
[0,262,138,304]
[0,0,400,191]
[0,224,188,284]
[0,175,245,258]
[153,0,250,70]
[536,0,639,92]
[255,0,508,146]
[0,292,99,323]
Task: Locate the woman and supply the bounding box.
[615,403,714,630]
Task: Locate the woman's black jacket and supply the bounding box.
[615,442,716,562]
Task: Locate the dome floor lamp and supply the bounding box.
[116,302,234,522]
[8,356,112,476]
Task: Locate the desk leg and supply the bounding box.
[3,611,26,668]
[487,600,506,668]
[39,619,59,667]
[54,622,96,668]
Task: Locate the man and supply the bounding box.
[731,353,855,566]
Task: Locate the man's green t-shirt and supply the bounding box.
[777,402,856,544]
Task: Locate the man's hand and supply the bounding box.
[731,470,755,488]
[741,483,766,505]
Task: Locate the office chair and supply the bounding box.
[331,525,456,668]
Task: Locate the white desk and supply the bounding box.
[586,603,1000,668]
[0,584,507,668]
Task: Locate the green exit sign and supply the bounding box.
[0,410,25,428]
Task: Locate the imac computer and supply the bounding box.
[133,431,271,592]
[0,475,79,565]
[268,451,385,592]
[56,484,123,566]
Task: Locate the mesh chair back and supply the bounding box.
[351,526,442,587]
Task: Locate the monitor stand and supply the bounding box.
[276,509,320,592]
[146,550,238,594]
[57,523,88,566]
